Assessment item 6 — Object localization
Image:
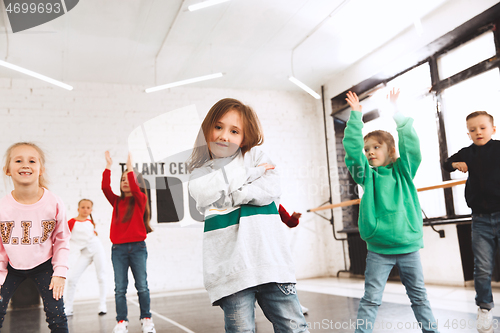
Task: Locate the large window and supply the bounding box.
[333,11,500,221]
[355,64,446,218]
[441,68,500,215]
[437,31,496,80]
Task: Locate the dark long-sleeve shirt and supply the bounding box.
[443,139,500,214]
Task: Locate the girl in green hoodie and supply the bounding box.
[343,89,439,333]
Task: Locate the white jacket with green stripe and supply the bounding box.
[188,147,297,304]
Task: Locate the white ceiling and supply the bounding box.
[0,0,485,92]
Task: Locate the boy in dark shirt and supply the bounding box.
[443,111,499,333]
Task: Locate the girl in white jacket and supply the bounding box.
[188,98,309,333]
[64,199,107,316]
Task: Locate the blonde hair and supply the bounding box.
[3,142,48,188]
[466,111,494,125]
[78,199,96,230]
[187,98,264,172]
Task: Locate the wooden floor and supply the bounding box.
[3,277,500,332]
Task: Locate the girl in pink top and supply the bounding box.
[0,142,70,333]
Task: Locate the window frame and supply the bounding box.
[331,4,500,223]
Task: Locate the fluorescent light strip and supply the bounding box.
[0,59,73,91]
[188,0,230,12]
[289,76,320,99]
[145,72,224,93]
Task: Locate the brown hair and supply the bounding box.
[364,130,397,161]
[3,142,48,189]
[466,111,494,125]
[187,98,264,172]
[115,170,152,233]
[78,199,97,232]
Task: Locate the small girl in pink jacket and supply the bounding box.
[0,142,70,333]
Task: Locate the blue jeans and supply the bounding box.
[217,283,309,333]
[0,258,68,332]
[472,212,500,310]
[355,251,439,333]
[111,241,151,322]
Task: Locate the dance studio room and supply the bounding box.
[0,0,499,332]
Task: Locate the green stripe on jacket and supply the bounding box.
[204,203,278,232]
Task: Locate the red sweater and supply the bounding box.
[101,169,147,244]
[278,204,299,228]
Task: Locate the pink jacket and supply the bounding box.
[0,189,70,285]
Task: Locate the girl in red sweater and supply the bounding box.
[101,151,155,333]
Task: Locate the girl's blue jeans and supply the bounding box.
[355,251,439,333]
[0,258,68,333]
[472,212,500,310]
[111,241,151,322]
[217,282,309,333]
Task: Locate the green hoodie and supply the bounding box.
[343,111,423,254]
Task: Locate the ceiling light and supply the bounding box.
[288,76,321,99]
[188,0,230,12]
[0,59,73,90]
[145,72,224,93]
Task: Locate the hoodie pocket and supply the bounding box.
[364,211,421,247]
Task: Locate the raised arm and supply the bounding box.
[394,114,421,178]
[102,151,118,206]
[343,91,370,185]
[125,153,147,205]
[105,151,113,170]
[126,171,147,204]
[387,88,421,177]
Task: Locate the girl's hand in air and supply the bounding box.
[346,91,362,112]
[388,87,400,105]
[126,153,134,173]
[105,151,113,170]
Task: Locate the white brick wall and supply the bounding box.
[0,79,345,302]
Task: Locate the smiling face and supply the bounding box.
[208,109,245,158]
[467,115,496,146]
[78,200,93,219]
[4,145,44,187]
[364,138,395,167]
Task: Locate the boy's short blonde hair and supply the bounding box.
[466,111,494,125]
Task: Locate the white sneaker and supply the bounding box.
[477,308,493,333]
[112,320,128,333]
[141,317,156,333]
[300,304,309,315]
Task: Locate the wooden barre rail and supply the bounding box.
[308,178,467,212]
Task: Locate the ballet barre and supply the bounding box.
[307,178,467,212]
